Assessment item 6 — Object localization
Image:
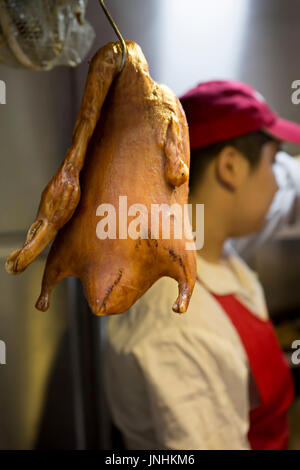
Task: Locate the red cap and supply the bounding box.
[180,80,300,150]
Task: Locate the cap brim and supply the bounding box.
[264,117,300,144]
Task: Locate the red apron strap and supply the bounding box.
[211,292,295,450]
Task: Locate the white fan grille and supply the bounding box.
[0,0,95,70]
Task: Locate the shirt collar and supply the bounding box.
[195,246,258,302]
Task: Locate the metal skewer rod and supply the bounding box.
[99,0,126,72]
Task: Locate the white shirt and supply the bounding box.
[103,151,300,450]
[104,246,269,450]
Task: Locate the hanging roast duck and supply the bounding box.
[5,40,196,315]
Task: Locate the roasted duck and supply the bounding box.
[6,40,196,315]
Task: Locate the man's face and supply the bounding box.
[230,140,280,237]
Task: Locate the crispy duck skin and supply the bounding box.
[5,42,122,275]
[7,40,196,315]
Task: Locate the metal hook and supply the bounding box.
[99,0,126,72]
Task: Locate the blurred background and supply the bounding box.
[0,0,300,449]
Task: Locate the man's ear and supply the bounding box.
[214,146,248,192]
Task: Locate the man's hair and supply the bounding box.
[188,130,277,195]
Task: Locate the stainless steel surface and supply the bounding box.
[0,62,77,449]
[254,239,300,317]
[0,65,73,233]
[0,256,69,449]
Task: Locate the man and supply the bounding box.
[103,80,300,450]
[230,150,300,263]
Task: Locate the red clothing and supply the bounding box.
[212,293,295,450]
